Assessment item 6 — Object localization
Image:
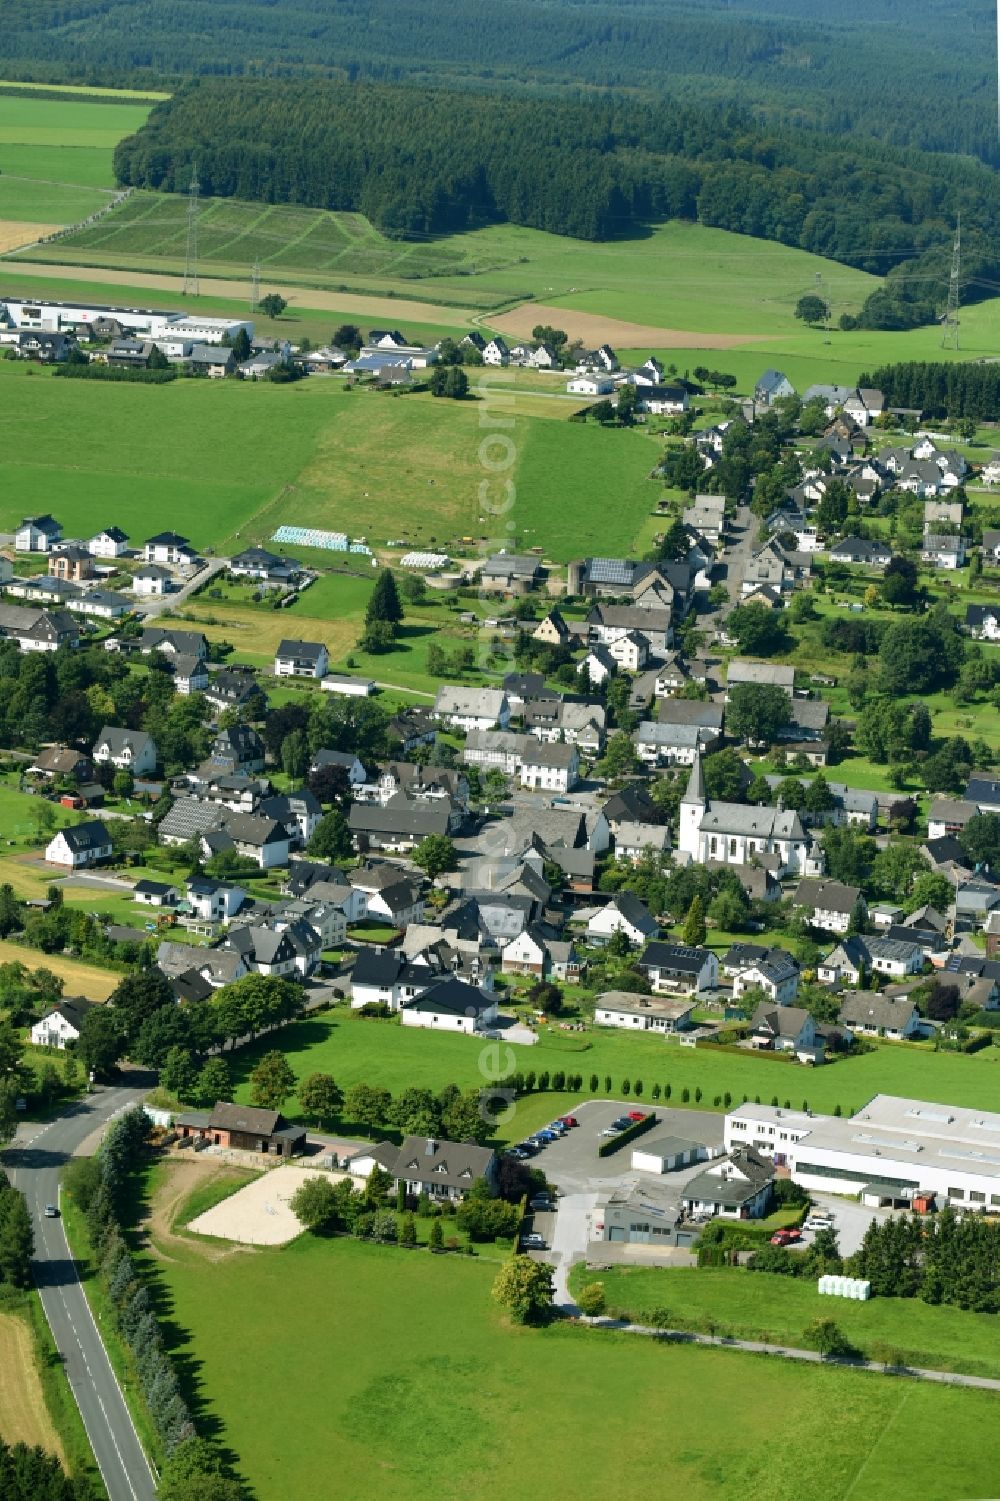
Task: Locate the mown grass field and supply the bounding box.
[0,92,151,225]
[0,361,661,567]
[227,1010,1000,1141]
[569,1265,1000,1382]
[135,1209,1000,1501]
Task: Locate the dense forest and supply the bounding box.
[858,362,1000,419]
[2,0,999,167]
[114,77,1000,328]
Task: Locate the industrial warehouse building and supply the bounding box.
[725,1094,1000,1211]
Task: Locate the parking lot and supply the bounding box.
[517,1099,725,1195]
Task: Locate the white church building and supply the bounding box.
[678,755,817,878]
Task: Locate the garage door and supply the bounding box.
[608,1227,625,1242]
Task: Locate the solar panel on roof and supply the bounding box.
[587,558,635,585]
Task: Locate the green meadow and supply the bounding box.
[0,361,661,563]
[0,93,152,224]
[226,1010,1000,1141]
[135,1194,1000,1501]
[569,1265,1000,1382]
[35,196,878,327]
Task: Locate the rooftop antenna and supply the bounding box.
[941,213,961,350]
[183,162,200,297]
[250,258,261,314]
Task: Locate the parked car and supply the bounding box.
[546,1121,568,1135]
[535,1129,558,1143]
[506,1147,530,1161]
[529,1195,554,1212]
[626,1110,648,1122]
[770,1228,802,1246]
[559,1115,578,1128]
[520,1232,546,1249]
[611,1115,632,1130]
[803,1216,833,1232]
[601,1125,624,1138]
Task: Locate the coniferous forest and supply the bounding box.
[113,76,1000,330]
[3,1,1000,171]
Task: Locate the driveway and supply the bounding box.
[136,556,228,619]
[806,1192,898,1257]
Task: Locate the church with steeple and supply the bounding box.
[678,754,818,877]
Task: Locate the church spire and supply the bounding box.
[683,752,706,804]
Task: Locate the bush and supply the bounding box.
[576,1281,607,1317]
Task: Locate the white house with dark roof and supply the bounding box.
[681,1146,775,1218]
[88,527,129,558]
[143,532,196,566]
[732,950,800,1006]
[30,996,98,1049]
[133,565,173,597]
[433,686,510,732]
[637,941,718,995]
[400,977,499,1034]
[586,892,659,948]
[274,639,328,679]
[45,820,113,868]
[518,740,579,793]
[793,878,863,936]
[15,515,62,553]
[838,993,922,1040]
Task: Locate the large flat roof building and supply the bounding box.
[725,1094,1000,1210]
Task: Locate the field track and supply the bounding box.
[0,258,479,326]
[491,301,773,348]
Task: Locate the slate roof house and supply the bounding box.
[45,820,113,869]
[682,1146,776,1219]
[364,1135,497,1201]
[637,941,718,995]
[274,639,329,679]
[30,997,98,1050]
[838,993,922,1040]
[175,1101,306,1158]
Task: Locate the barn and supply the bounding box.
[175,1101,306,1158]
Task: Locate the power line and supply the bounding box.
[182,162,200,297]
[250,259,260,313]
[941,213,961,349]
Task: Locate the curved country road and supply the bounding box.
[4,1074,158,1501]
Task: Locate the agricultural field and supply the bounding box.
[28,197,876,328]
[0,91,152,232]
[227,1009,1000,1141]
[569,1265,1000,1382]
[0,360,663,575]
[0,1308,66,1458]
[134,1192,1000,1501]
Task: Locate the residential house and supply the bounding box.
[966,605,1000,642]
[169,653,209,695]
[732,950,800,1007]
[188,345,235,377]
[519,741,580,793]
[566,373,614,397]
[45,820,113,869]
[46,546,92,584]
[818,934,925,985]
[578,645,616,687]
[132,565,172,597]
[922,533,966,569]
[274,639,328,679]
[634,718,721,768]
[682,1146,776,1219]
[143,532,197,566]
[92,726,157,776]
[586,892,659,948]
[482,337,509,366]
[682,495,726,544]
[754,370,795,407]
[175,1102,304,1158]
[221,917,321,978]
[185,877,246,923]
[132,879,179,908]
[927,797,977,841]
[532,610,571,648]
[230,548,301,588]
[726,660,794,698]
[388,1135,497,1201]
[348,796,455,854]
[30,997,98,1050]
[793,878,863,936]
[434,686,510,732]
[635,383,688,415]
[349,865,425,927]
[613,821,672,863]
[637,941,719,995]
[705,862,781,904]
[29,746,92,782]
[828,537,892,568]
[749,1003,822,1063]
[0,604,78,654]
[15,515,62,553]
[587,603,672,657]
[838,993,922,1040]
[400,977,499,1034]
[593,990,696,1033]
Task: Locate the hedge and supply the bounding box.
[597,1111,658,1158]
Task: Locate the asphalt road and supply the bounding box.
[5,1076,158,1501]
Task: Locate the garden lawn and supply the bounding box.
[228,1010,1000,1140]
[139,1222,1000,1501]
[571,1265,1000,1382]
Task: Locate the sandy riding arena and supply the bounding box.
[188,1164,350,1246]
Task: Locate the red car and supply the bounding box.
[559,1115,578,1128]
[770,1228,802,1246]
[627,1110,647,1122]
